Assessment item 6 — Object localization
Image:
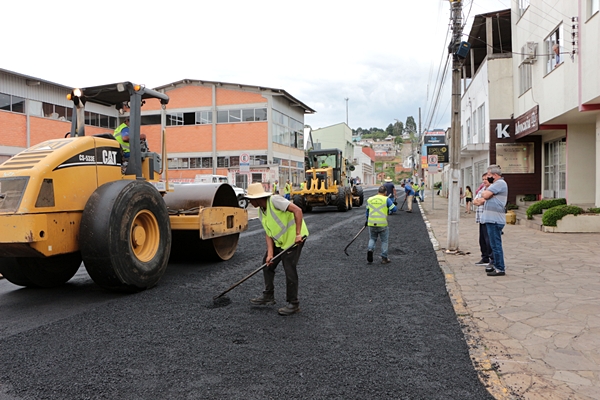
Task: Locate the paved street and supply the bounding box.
[420,194,600,400]
[0,187,492,399]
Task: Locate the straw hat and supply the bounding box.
[245,183,272,199]
[384,177,392,182]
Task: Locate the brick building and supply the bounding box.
[0,70,315,190]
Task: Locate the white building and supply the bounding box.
[512,0,600,207]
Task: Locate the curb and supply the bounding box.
[417,200,514,399]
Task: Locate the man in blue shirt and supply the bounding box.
[400,181,415,213]
[383,177,397,205]
[479,165,508,276]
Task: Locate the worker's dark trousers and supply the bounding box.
[262,241,305,304]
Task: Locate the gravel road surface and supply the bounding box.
[0,187,493,399]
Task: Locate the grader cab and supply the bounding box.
[291,149,363,212]
[0,82,247,291]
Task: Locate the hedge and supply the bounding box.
[541,205,584,226]
[526,198,567,219]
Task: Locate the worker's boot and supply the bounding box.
[250,291,276,305]
[278,303,300,316]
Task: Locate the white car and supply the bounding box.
[231,185,248,209]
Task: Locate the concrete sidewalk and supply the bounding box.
[420,195,600,400]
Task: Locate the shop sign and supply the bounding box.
[515,105,539,138]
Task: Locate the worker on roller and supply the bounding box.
[113,117,130,159]
[245,182,309,316]
[366,185,397,264]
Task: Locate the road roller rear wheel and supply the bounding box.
[169,231,240,263]
[0,257,34,287]
[80,180,171,292]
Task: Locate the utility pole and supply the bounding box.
[344,97,349,125]
[417,107,422,181]
[447,0,463,252]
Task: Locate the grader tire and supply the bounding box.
[336,187,348,212]
[353,186,364,207]
[347,188,353,210]
[0,253,81,288]
[293,194,306,212]
[80,180,171,292]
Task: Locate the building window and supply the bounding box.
[217,156,229,168]
[141,114,161,126]
[472,109,478,143]
[477,104,485,143]
[518,0,530,18]
[0,93,25,113]
[272,109,303,149]
[196,111,212,124]
[590,0,599,19]
[466,118,471,145]
[167,113,184,126]
[519,63,532,95]
[545,25,563,74]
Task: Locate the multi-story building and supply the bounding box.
[512,0,600,207]
[0,69,116,165]
[0,71,315,191]
[310,122,354,160]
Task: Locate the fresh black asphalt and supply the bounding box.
[0,188,494,399]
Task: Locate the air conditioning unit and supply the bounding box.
[522,41,537,63]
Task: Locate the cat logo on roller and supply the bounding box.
[102,150,119,166]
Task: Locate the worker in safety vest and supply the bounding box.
[113,117,130,159]
[284,180,291,200]
[300,180,306,190]
[366,186,397,264]
[245,183,309,316]
[272,180,278,194]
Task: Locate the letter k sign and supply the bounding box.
[496,123,510,139]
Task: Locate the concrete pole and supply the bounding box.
[447,0,462,251]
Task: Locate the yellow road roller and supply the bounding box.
[0,82,247,291]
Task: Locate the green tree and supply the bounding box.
[394,121,404,136]
[385,123,394,136]
[405,116,417,135]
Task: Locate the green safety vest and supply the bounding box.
[259,198,309,248]
[113,123,130,154]
[284,184,291,194]
[272,183,278,194]
[367,195,394,227]
[300,182,305,190]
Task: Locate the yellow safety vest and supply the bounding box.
[300,182,305,190]
[272,183,278,194]
[259,198,309,248]
[367,195,394,227]
[284,184,291,194]
[113,123,130,154]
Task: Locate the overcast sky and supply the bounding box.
[4,0,510,132]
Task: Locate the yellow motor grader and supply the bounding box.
[291,149,363,212]
[0,82,247,291]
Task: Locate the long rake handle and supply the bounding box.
[213,238,305,300]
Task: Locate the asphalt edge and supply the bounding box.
[417,200,514,400]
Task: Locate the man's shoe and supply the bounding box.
[475,259,490,266]
[278,303,300,316]
[487,269,505,276]
[485,265,495,273]
[381,257,391,264]
[250,295,276,305]
[367,250,373,263]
